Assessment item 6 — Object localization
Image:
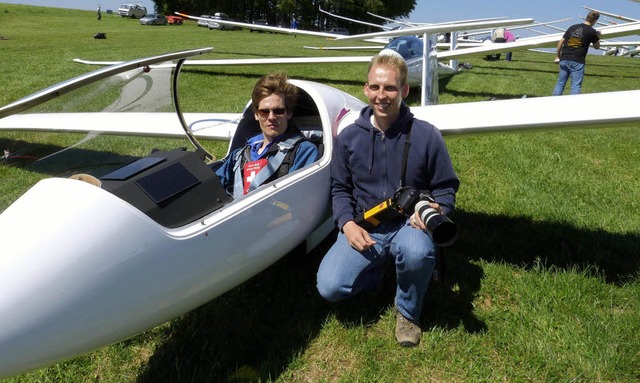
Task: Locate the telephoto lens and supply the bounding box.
[414,200,458,247]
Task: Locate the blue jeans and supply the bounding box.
[317,219,436,322]
[552,60,585,96]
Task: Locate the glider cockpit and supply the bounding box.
[100,86,324,229]
[0,47,326,230]
[385,36,424,60]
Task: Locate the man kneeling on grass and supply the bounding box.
[316,52,459,347]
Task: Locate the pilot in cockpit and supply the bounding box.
[215,72,319,198]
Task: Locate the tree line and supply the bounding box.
[152,0,416,32]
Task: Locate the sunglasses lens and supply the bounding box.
[258,108,286,117]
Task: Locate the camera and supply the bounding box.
[355,186,458,247]
[394,187,458,247]
[354,187,418,229]
[413,193,458,247]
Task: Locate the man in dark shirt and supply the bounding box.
[316,52,459,347]
[552,11,601,95]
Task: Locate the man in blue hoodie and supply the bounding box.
[316,52,459,347]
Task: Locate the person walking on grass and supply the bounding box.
[552,11,601,95]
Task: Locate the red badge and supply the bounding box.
[242,158,268,194]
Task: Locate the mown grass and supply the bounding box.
[1,3,640,382]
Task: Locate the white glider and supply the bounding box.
[1,48,640,379]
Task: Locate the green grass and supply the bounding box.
[1,3,640,382]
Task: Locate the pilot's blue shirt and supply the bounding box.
[215,131,319,194]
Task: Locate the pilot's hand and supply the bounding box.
[554,57,560,63]
[342,221,376,251]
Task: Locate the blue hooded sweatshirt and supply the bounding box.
[331,103,459,230]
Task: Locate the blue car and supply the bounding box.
[140,14,167,25]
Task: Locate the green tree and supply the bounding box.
[152,0,416,30]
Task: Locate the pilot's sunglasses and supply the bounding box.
[257,108,287,118]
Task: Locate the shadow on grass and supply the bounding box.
[135,209,638,382]
[432,74,536,101]
[133,229,481,382]
[464,62,559,77]
[587,60,640,72]
[0,138,62,168]
[465,58,640,82]
[134,238,336,383]
[456,210,639,284]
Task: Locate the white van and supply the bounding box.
[118,4,147,19]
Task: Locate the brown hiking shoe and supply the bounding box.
[395,312,421,347]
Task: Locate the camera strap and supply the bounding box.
[355,119,415,229]
[398,118,413,189]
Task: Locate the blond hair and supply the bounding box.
[367,53,408,88]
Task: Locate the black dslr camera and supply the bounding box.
[354,187,416,230]
[412,189,458,247]
[356,186,457,247]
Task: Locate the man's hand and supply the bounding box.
[410,202,443,230]
[342,221,376,251]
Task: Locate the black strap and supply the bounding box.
[399,119,413,188]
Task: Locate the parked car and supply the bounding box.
[140,14,167,25]
[118,3,147,18]
[208,12,241,30]
[327,27,349,35]
[250,19,272,33]
[197,15,213,27]
[167,15,183,25]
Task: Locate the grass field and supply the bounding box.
[1,3,639,382]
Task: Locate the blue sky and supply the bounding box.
[0,0,638,37]
[408,0,638,38]
[410,0,637,23]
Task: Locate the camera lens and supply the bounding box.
[415,200,458,247]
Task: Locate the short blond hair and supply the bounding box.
[367,53,408,88]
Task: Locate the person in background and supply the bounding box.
[484,28,505,61]
[504,29,516,61]
[97,4,101,20]
[215,72,319,198]
[552,11,601,95]
[316,52,459,347]
[490,28,516,61]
